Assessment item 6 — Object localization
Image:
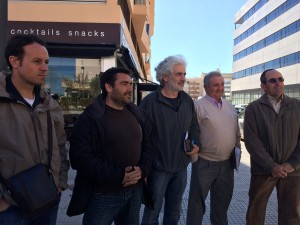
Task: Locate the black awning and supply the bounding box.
[136,83,160,105]
[46,43,117,58]
[118,46,142,80]
[137,83,159,92]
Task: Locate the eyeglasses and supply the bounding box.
[266,77,284,84]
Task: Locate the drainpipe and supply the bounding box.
[0,0,8,72]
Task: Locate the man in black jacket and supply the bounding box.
[140,55,200,225]
[68,67,152,225]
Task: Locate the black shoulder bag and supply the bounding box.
[0,111,60,219]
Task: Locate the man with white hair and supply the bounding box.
[140,55,200,225]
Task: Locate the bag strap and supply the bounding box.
[0,111,53,185]
[47,110,53,171]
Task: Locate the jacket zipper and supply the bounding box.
[17,99,42,163]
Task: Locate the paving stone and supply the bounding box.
[57,142,278,224]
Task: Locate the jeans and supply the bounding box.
[0,203,59,225]
[83,185,142,225]
[141,168,187,225]
[187,157,234,225]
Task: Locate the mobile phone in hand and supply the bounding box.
[184,139,194,152]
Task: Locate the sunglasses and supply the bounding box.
[266,77,284,84]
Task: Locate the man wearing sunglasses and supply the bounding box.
[244,69,300,225]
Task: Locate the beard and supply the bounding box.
[111,92,131,106]
[169,80,184,92]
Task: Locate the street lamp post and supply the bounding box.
[0,0,8,72]
[81,66,85,98]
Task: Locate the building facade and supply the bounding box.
[231,0,300,105]
[185,77,203,100]
[222,73,233,100]
[7,0,155,103]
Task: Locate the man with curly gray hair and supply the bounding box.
[140,55,200,225]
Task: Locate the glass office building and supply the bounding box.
[231,0,300,104]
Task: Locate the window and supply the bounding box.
[286,22,297,36]
[134,0,146,4]
[18,0,107,1]
[234,20,300,62]
[146,23,150,36]
[237,0,268,26]
[234,0,299,45]
[266,11,275,23]
[273,31,281,42]
[265,35,275,46]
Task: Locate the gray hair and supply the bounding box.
[203,71,223,87]
[155,55,187,85]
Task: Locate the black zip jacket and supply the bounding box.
[69,94,153,188]
[140,88,200,172]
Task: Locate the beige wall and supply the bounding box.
[185,77,203,100]
[9,1,120,23]
[8,0,155,79]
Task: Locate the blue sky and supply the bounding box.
[150,0,247,80]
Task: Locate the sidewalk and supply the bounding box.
[57,143,278,225]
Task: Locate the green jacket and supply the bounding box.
[244,93,300,176]
[0,72,69,204]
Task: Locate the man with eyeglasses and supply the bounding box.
[244,69,300,225]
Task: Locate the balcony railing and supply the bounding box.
[19,0,107,2]
[134,0,146,5]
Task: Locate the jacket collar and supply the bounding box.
[0,72,47,108]
[5,75,42,108]
[157,87,184,104]
[85,94,138,120]
[85,94,106,119]
[259,93,291,110]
